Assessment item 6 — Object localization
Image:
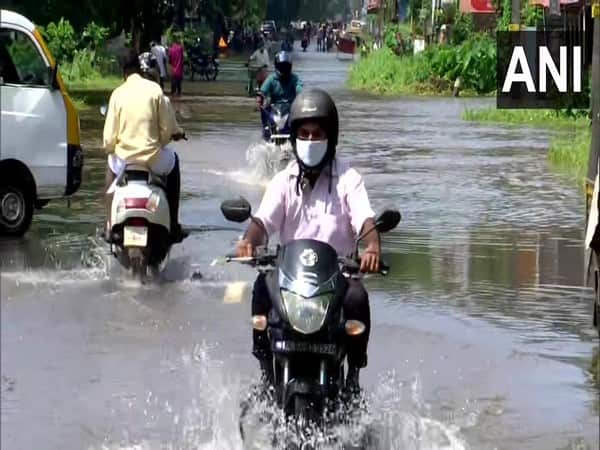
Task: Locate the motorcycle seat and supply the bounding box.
[120,164,167,189]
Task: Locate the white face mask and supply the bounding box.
[295,139,328,168]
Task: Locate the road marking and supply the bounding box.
[223,281,249,304]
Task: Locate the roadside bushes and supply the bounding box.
[38,18,114,83]
[349,33,497,95]
[418,34,496,93]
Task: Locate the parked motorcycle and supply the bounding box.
[99,106,188,282]
[190,52,219,81]
[220,197,401,428]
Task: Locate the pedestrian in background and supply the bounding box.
[150,40,168,90]
[169,35,184,96]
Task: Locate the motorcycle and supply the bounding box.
[190,52,219,81]
[220,197,401,428]
[261,101,291,145]
[99,106,188,282]
[258,101,293,172]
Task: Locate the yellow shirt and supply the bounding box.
[102,74,182,164]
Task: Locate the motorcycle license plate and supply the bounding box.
[123,226,148,247]
[273,341,336,355]
[270,134,290,139]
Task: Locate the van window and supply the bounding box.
[0,28,49,86]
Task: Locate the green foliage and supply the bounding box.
[38,18,116,83]
[463,108,589,129]
[350,34,497,95]
[81,22,110,50]
[419,34,497,93]
[451,14,474,45]
[348,47,421,95]
[60,48,102,83]
[39,18,78,62]
[523,3,543,27]
[548,128,590,178]
[497,0,512,31]
[383,24,412,56]
[408,0,424,22]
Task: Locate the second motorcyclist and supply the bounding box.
[256,51,303,139]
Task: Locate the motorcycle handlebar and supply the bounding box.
[340,257,390,276]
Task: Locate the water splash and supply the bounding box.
[93,345,469,450]
[245,141,293,181]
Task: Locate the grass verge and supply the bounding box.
[547,128,590,179]
[65,76,121,112]
[463,107,591,180]
[463,108,589,130]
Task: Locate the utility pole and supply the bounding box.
[586,2,600,216]
[585,1,600,336]
[510,0,520,31]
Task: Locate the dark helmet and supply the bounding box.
[274,51,292,77]
[289,88,339,170]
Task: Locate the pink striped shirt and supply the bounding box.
[255,158,375,256]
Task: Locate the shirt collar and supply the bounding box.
[286,158,339,179]
[126,73,142,83]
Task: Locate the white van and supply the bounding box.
[0,10,83,236]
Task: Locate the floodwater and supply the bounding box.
[1,44,598,450]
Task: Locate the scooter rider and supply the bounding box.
[103,50,187,243]
[256,51,303,134]
[237,88,380,392]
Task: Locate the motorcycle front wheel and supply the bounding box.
[293,395,321,426]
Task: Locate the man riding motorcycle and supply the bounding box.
[237,89,380,392]
[103,50,187,243]
[256,51,303,136]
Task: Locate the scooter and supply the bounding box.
[220,197,401,428]
[99,106,188,282]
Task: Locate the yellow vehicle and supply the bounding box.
[0,10,83,236]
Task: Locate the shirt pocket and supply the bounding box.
[316,213,342,242]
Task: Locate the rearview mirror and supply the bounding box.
[100,105,108,117]
[375,210,401,233]
[48,64,59,89]
[221,197,252,223]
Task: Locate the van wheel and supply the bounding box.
[0,184,33,237]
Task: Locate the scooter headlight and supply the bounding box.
[281,289,332,334]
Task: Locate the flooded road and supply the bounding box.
[1,47,598,450]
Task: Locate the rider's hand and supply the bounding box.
[360,246,380,273]
[255,95,264,108]
[236,239,254,258]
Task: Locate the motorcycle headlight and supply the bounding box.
[273,113,288,129]
[281,289,332,334]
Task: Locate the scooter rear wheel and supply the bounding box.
[128,247,148,283]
